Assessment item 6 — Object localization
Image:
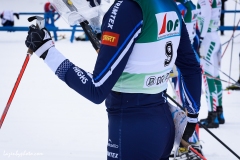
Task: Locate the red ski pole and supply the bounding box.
[181,139,207,160]
[0,53,32,129]
[0,16,45,129]
[189,147,207,160]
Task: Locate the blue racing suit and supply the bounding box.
[43,0,202,159]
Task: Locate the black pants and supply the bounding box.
[2,20,14,27]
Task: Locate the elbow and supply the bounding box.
[87,93,106,105]
[89,88,110,104]
[91,98,105,105]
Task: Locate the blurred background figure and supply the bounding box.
[220,0,228,36]
[0,10,19,26]
[198,0,225,128]
[44,2,60,27]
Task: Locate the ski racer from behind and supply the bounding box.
[25,0,202,159]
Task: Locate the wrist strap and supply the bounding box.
[35,40,55,57]
[187,113,199,123]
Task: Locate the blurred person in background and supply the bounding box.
[44,2,60,26]
[197,0,225,128]
[0,10,19,27]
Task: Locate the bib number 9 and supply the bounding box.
[164,41,173,66]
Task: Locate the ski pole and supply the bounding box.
[168,79,182,105]
[0,16,45,129]
[0,54,31,129]
[203,74,240,87]
[221,33,240,46]
[202,58,238,84]
[228,3,238,89]
[61,1,101,51]
[230,0,240,5]
[221,19,240,59]
[167,94,240,159]
[181,139,207,160]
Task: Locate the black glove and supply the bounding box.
[182,113,198,142]
[25,25,54,59]
[182,122,197,142]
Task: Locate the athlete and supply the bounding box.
[25,0,202,159]
[197,0,225,128]
[44,2,60,26]
[0,10,19,27]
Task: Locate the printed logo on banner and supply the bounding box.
[101,31,120,47]
[156,11,180,40]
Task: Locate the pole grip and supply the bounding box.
[27,23,40,55]
[27,48,33,54]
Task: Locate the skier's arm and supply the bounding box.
[54,13,60,22]
[198,0,211,38]
[25,1,143,104]
[175,21,202,141]
[175,21,202,119]
[13,13,20,19]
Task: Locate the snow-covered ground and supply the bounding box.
[0,0,240,159]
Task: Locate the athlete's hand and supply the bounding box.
[25,25,54,59]
[182,113,198,142]
[182,122,197,142]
